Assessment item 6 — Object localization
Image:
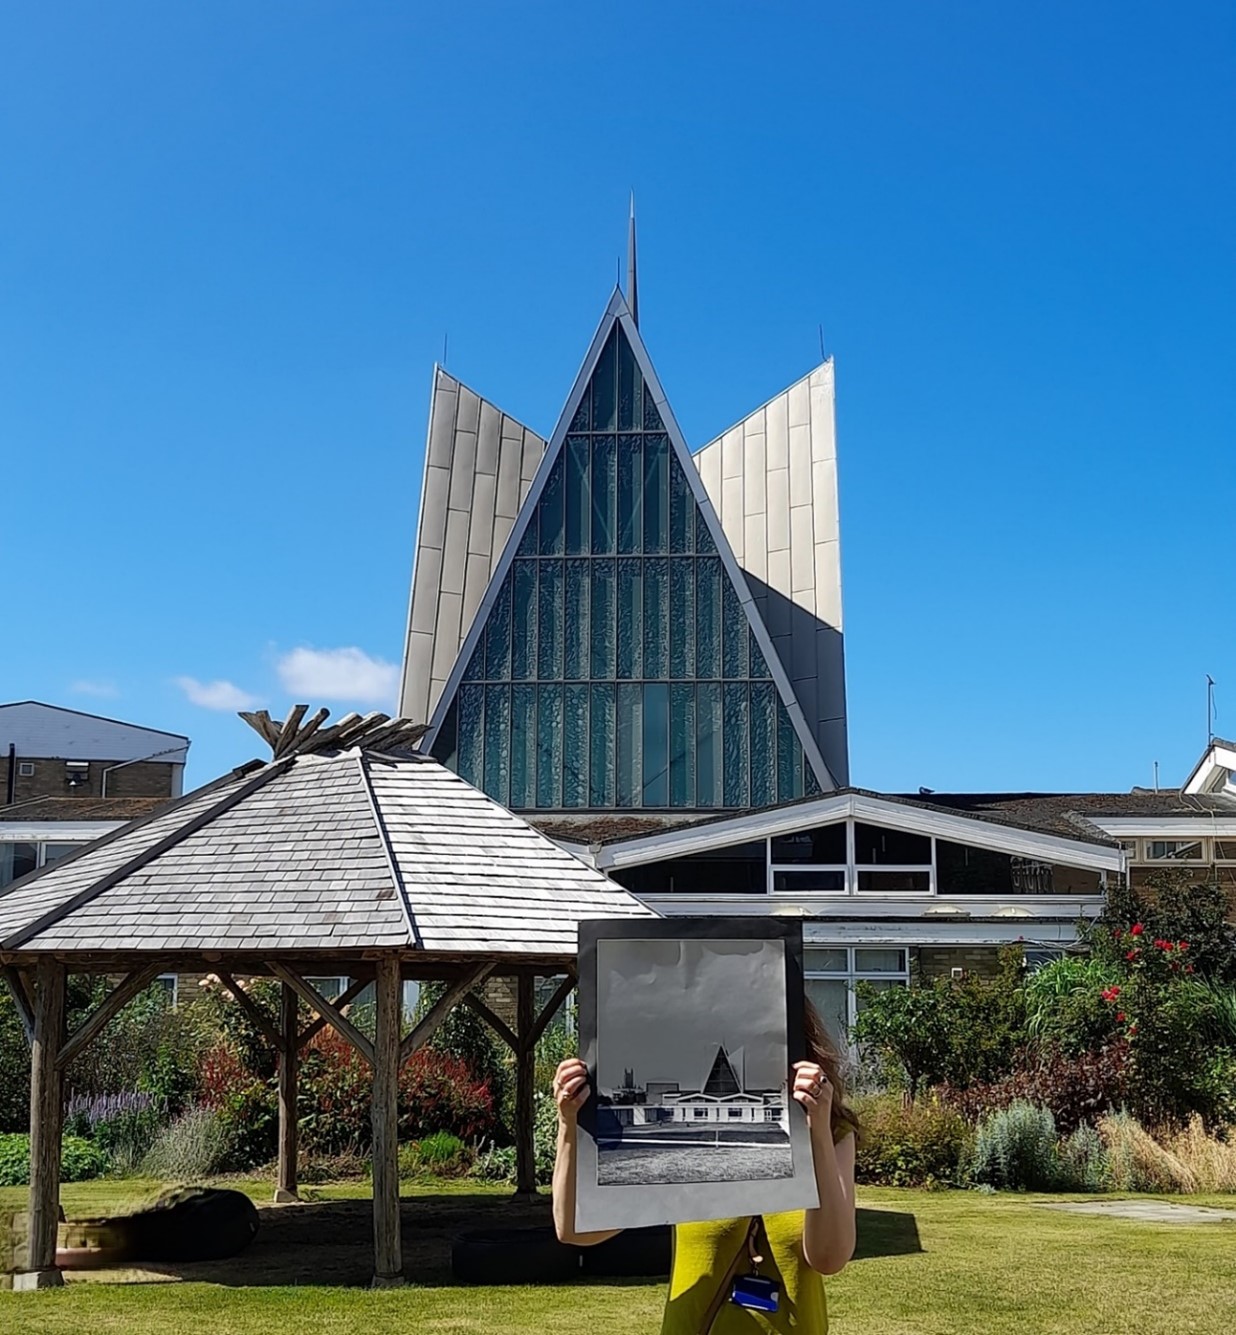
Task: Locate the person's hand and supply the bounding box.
[792,1060,834,1137]
[553,1058,590,1125]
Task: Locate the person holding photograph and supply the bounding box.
[553,1001,859,1333]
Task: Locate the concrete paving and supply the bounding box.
[1038,1200,1236,1224]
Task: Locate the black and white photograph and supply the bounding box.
[575,918,819,1232]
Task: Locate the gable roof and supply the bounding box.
[420,288,838,794]
[399,369,546,728]
[0,748,654,961]
[0,701,189,764]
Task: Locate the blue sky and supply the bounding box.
[2,2,1232,794]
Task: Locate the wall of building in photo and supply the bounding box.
[398,230,1236,1025]
[603,1047,784,1126]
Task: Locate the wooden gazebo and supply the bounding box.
[0,709,654,1290]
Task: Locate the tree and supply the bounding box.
[852,982,953,1102]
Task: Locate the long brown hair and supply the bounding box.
[804,996,861,1139]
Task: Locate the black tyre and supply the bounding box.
[452,1227,582,1285]
[582,1226,671,1278]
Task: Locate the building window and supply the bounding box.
[611,841,767,896]
[1214,840,1236,863]
[430,322,821,812]
[0,842,38,889]
[804,946,909,1049]
[1144,840,1206,862]
[854,823,931,894]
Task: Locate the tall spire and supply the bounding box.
[627,191,639,328]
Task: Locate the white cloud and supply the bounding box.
[275,646,399,706]
[175,676,261,711]
[70,679,119,699]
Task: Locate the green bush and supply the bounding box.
[971,1101,1059,1191]
[1057,1122,1109,1192]
[399,1131,470,1178]
[853,1094,972,1188]
[1023,955,1123,1055]
[139,1106,232,1180]
[470,1142,518,1183]
[0,1133,109,1186]
[468,1093,560,1187]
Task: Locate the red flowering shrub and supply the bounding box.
[940,1041,1130,1135]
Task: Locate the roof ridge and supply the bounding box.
[355,752,422,949]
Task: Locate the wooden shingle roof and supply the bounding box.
[0,749,653,960]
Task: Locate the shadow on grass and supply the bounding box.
[61,1194,922,1290]
[854,1206,922,1260]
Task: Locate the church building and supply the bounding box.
[400,225,1236,1045]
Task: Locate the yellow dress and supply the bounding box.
[659,1129,852,1335]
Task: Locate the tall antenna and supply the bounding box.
[1153,760,1160,793]
[441,331,449,368]
[627,191,639,328]
[1207,674,1216,744]
[818,323,825,361]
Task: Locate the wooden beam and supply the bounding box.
[514,974,536,1197]
[462,992,518,1053]
[370,955,403,1287]
[272,704,309,759]
[239,710,281,749]
[275,984,299,1203]
[0,966,34,1046]
[56,964,165,1072]
[525,974,576,1052]
[216,971,284,1052]
[399,962,494,1065]
[297,975,370,1048]
[269,963,375,1067]
[18,959,65,1288]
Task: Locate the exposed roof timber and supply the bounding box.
[593,791,1125,873]
[421,288,839,793]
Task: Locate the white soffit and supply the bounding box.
[399,368,546,728]
[596,792,1123,873]
[1182,743,1236,796]
[693,361,848,786]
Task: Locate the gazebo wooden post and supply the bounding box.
[17,959,66,1290]
[275,982,299,1203]
[514,973,537,1198]
[370,953,404,1288]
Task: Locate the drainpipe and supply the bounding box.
[5,743,14,806]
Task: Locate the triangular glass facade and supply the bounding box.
[703,1047,741,1096]
[431,321,820,811]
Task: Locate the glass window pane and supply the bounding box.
[669,453,695,554]
[569,380,590,432]
[512,560,537,680]
[537,560,563,681]
[772,823,847,865]
[618,329,639,431]
[593,328,617,430]
[458,684,484,788]
[564,559,590,681]
[805,979,849,1050]
[642,683,669,807]
[644,557,668,679]
[723,683,749,807]
[749,682,777,808]
[936,840,1012,895]
[1215,840,1236,862]
[1146,840,1205,861]
[538,455,564,555]
[669,559,695,679]
[642,434,669,554]
[563,684,589,808]
[857,870,930,893]
[750,639,772,680]
[643,389,664,431]
[854,948,907,974]
[617,682,643,807]
[40,842,84,866]
[510,685,536,808]
[721,576,748,678]
[696,557,722,678]
[483,685,510,805]
[854,823,932,866]
[590,558,615,678]
[696,683,723,807]
[804,947,848,973]
[462,642,484,683]
[0,842,38,889]
[536,685,563,808]
[612,842,765,896]
[589,684,616,807]
[485,573,513,680]
[774,869,845,893]
[855,978,906,1016]
[777,705,802,800]
[669,683,696,808]
[696,512,717,555]
[565,437,590,555]
[617,557,643,679]
[617,438,643,553]
[431,699,459,770]
[591,436,616,554]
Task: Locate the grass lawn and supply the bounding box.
[2,1178,1234,1334]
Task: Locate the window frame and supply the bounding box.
[803,945,911,1045]
[1142,838,1209,864]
